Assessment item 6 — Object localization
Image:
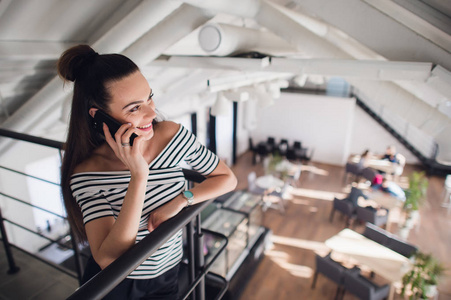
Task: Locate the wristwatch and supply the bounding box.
[182,190,194,207]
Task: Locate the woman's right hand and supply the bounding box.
[103,123,149,178]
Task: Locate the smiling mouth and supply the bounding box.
[137,122,152,129]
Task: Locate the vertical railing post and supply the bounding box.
[194,215,205,300]
[186,219,197,300]
[69,229,85,285]
[0,208,20,274]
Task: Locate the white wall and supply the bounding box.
[0,142,62,253]
[251,93,356,165]
[215,101,234,166]
[350,105,420,164]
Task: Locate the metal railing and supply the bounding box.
[0,128,228,300]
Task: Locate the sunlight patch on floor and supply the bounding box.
[271,235,330,253]
[300,165,329,176]
[266,249,314,278]
[290,187,346,201]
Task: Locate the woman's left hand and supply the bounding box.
[147,195,185,232]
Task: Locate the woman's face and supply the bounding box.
[106,71,157,140]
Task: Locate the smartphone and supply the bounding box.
[92,110,137,146]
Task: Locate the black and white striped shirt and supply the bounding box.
[70,124,219,279]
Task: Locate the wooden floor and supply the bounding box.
[230,152,451,300]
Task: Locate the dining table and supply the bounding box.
[255,174,285,191]
[350,155,401,175]
[325,228,412,300]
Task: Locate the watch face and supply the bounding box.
[183,190,194,199]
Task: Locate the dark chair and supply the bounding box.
[293,141,302,150]
[249,137,257,165]
[385,237,418,258]
[311,253,359,300]
[344,162,361,184]
[330,198,355,227]
[255,143,269,163]
[301,148,314,162]
[356,206,389,228]
[286,148,297,161]
[267,137,276,153]
[278,139,289,156]
[361,167,377,183]
[362,223,390,245]
[342,270,390,300]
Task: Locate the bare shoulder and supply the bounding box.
[154,121,181,140]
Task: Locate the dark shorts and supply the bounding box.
[82,256,180,300]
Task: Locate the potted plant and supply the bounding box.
[401,251,446,299]
[399,171,428,238]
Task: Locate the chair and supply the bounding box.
[255,143,269,163]
[293,141,302,150]
[330,198,355,227]
[278,139,289,156]
[247,172,266,196]
[342,270,390,300]
[301,148,314,162]
[344,162,361,184]
[285,148,297,161]
[385,237,418,258]
[362,223,390,245]
[311,253,359,300]
[361,167,377,183]
[267,137,276,153]
[249,137,258,165]
[356,206,389,228]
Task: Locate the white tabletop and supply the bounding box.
[325,229,412,283]
[255,175,284,190]
[365,191,403,209]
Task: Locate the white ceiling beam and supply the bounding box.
[363,0,451,52]
[207,72,292,92]
[0,0,12,19]
[269,58,433,81]
[0,41,76,60]
[123,4,212,66]
[426,65,451,100]
[152,55,433,81]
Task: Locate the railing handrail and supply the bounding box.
[0,127,64,149]
[67,197,211,300]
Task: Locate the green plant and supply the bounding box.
[267,152,283,173]
[403,171,428,213]
[401,252,446,299]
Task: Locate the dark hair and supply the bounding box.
[58,45,139,242]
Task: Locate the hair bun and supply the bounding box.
[57,44,99,82]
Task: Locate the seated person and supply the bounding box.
[382,145,399,163]
[346,185,387,215]
[356,149,372,171]
[346,186,369,208]
[372,178,406,201]
[380,145,406,176]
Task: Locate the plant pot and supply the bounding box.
[404,210,420,229]
[398,227,410,239]
[424,284,437,298]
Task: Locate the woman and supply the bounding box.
[59,45,237,299]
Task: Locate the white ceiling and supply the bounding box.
[0,0,450,162]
